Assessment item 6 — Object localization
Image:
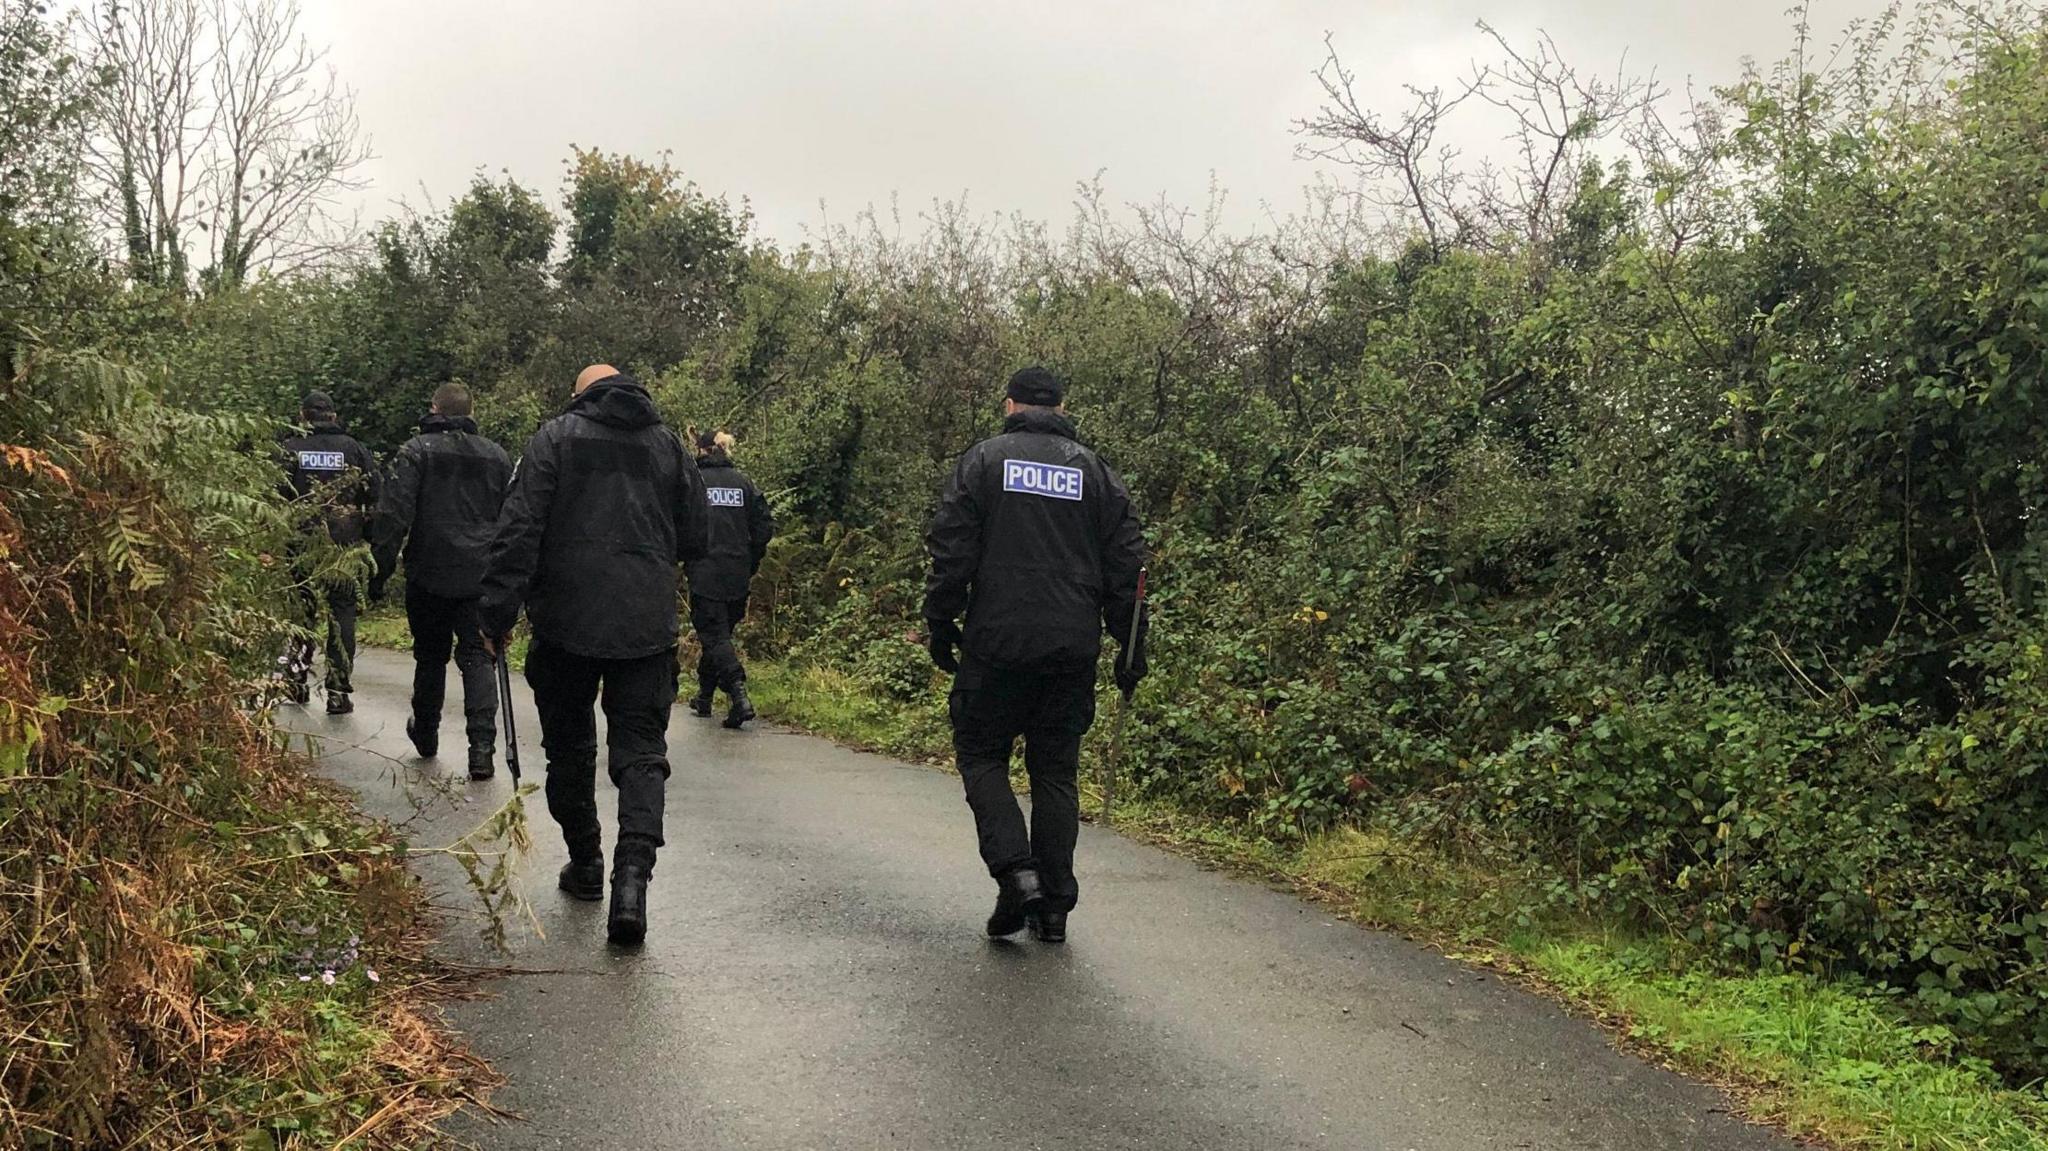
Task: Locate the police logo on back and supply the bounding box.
[1002,459,1085,502]
[298,450,346,471]
[707,487,745,509]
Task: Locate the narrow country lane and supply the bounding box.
[297,648,1797,1151]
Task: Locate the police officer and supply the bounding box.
[923,365,1148,943]
[370,383,513,780]
[279,391,378,715]
[480,365,710,947]
[685,430,775,729]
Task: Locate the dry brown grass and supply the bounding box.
[1,434,496,1148]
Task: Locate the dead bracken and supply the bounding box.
[0,362,499,1148]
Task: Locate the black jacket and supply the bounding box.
[371,414,513,599]
[479,376,711,659]
[923,409,1146,671]
[279,421,378,545]
[686,454,776,602]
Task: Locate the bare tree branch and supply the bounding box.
[1294,32,1473,258]
[76,0,369,290]
[1296,23,1660,257]
[1462,21,1661,247]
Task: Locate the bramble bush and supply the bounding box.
[693,4,2048,1077]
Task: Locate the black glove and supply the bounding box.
[366,574,389,603]
[1115,640,1147,698]
[1114,609,1149,698]
[927,617,962,674]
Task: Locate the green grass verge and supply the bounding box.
[355,604,411,652]
[358,602,529,669]
[746,659,945,757]
[745,657,2048,1151]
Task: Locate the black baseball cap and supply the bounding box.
[1006,366,1064,407]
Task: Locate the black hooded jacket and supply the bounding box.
[479,376,711,659]
[923,409,1147,671]
[371,413,513,599]
[279,420,378,545]
[685,453,776,602]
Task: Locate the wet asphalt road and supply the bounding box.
[299,647,1795,1150]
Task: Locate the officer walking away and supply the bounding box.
[685,429,776,729]
[923,366,1148,943]
[370,383,514,780]
[480,364,710,947]
[279,391,378,715]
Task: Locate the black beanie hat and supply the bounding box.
[302,391,337,417]
[1006,366,1064,407]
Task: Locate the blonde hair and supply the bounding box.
[686,426,736,456]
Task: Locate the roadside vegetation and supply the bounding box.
[729,10,2048,1134]
[0,223,496,1151]
[9,0,2048,1145]
[1,4,492,1146]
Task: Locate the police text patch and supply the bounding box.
[298,450,346,471]
[1002,459,1084,501]
[707,486,746,509]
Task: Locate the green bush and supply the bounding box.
[718,8,2048,1079]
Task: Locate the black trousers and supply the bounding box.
[524,641,678,874]
[949,657,1097,913]
[689,594,749,701]
[294,577,358,694]
[405,583,496,752]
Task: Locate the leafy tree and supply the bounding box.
[549,148,748,379]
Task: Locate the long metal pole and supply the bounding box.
[1099,567,1147,825]
[497,653,522,785]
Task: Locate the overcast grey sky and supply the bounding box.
[299,1,1887,245]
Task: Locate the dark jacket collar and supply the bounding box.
[308,419,346,436]
[697,450,734,469]
[1003,409,1077,440]
[566,376,661,430]
[419,412,478,435]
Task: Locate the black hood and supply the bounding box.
[1002,409,1077,440]
[419,412,479,435]
[566,376,662,430]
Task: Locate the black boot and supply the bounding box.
[722,683,756,730]
[608,864,650,946]
[406,716,438,759]
[1030,908,1067,944]
[557,856,604,902]
[986,867,1045,937]
[688,693,713,718]
[325,691,354,716]
[467,744,495,782]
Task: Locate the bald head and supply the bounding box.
[575,364,619,394]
